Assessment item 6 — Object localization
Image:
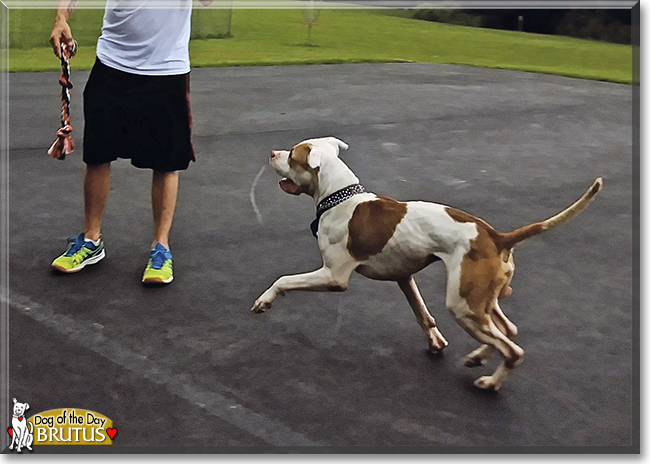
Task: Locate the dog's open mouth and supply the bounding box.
[279,178,301,195]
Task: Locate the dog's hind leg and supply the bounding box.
[397,276,448,353]
[444,256,523,390]
[491,302,518,339]
[462,309,524,391]
[463,303,517,367]
[451,308,523,390]
[25,424,33,451]
[463,344,495,367]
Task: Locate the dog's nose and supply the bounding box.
[270,150,279,160]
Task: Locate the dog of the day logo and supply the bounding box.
[7,400,117,452]
[8,399,33,453]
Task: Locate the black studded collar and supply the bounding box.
[310,184,366,238]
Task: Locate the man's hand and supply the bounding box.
[50,0,78,58]
[50,14,75,58]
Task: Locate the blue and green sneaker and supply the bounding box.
[142,243,173,285]
[51,233,105,273]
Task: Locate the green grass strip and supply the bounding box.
[7,8,632,84]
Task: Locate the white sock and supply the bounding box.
[85,237,101,247]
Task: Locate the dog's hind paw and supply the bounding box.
[463,355,486,368]
[474,375,501,391]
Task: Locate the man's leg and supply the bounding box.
[142,170,178,284]
[84,162,111,241]
[51,162,109,273]
[151,170,179,249]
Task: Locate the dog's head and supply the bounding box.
[12,398,29,417]
[269,137,350,198]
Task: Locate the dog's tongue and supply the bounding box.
[279,178,300,195]
[499,285,513,299]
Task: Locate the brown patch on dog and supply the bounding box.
[446,206,546,253]
[446,207,511,325]
[348,197,407,261]
[289,143,312,171]
[458,229,502,315]
[445,207,480,225]
[445,207,505,247]
[282,143,317,196]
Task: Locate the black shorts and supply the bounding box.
[83,59,195,171]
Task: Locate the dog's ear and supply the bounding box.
[24,403,29,411]
[307,145,323,169]
[308,138,349,168]
[12,398,16,404]
[324,137,348,154]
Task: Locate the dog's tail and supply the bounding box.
[496,178,603,251]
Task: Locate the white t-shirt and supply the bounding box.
[96,0,192,76]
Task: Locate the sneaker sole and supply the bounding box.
[142,275,174,285]
[52,249,106,274]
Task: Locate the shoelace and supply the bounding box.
[65,234,98,264]
[150,248,170,270]
[64,234,86,256]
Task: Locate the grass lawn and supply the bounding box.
[6,6,633,83]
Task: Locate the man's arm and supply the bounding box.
[49,0,79,57]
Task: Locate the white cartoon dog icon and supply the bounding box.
[9,398,33,453]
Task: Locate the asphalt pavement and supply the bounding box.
[5,63,636,452]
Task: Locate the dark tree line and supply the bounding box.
[413,9,632,44]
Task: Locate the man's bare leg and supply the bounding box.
[84,162,111,241]
[151,170,179,250]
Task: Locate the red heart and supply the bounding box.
[18,417,23,422]
[7,427,12,437]
[106,428,117,440]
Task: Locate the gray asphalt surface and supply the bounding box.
[6,63,636,452]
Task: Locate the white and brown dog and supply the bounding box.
[253,136,602,391]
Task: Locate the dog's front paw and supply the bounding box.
[427,328,449,354]
[252,298,272,313]
[252,287,282,313]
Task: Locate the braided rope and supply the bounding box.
[47,40,77,160]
